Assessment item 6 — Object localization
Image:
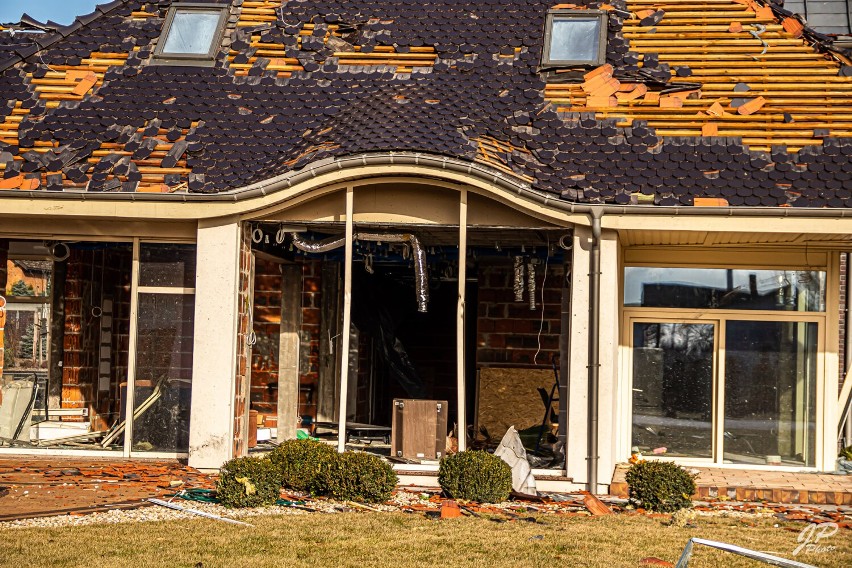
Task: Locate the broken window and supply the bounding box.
[541,10,608,67]
[154,3,228,64]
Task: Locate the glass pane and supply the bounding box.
[131,293,194,452]
[549,18,601,62]
[5,259,51,297]
[724,321,817,467]
[624,267,825,311]
[139,244,196,288]
[632,322,714,458]
[162,10,221,55]
[2,303,49,373]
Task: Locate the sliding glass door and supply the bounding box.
[632,321,716,459]
[723,320,817,467]
[629,317,819,467]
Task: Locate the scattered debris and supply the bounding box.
[675,537,817,568]
[582,492,614,516]
[494,426,537,495]
[147,498,253,527]
[639,558,674,567]
[440,499,462,519]
[737,96,767,116]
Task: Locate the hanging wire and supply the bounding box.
[533,237,551,365]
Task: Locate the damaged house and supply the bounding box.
[0,0,851,493]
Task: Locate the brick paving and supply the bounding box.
[0,457,213,520]
[610,464,852,505]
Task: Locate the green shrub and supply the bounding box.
[269,438,337,492]
[217,456,281,508]
[840,445,852,461]
[438,450,512,503]
[314,451,398,503]
[625,461,697,512]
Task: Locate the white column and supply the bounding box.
[337,187,354,453]
[565,226,620,493]
[595,229,621,492]
[566,226,591,486]
[456,191,468,452]
[188,217,242,470]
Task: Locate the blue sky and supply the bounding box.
[0,1,100,25]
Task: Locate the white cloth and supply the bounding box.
[494,426,537,495]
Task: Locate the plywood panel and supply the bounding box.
[476,368,557,438]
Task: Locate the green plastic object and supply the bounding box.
[296,430,319,441]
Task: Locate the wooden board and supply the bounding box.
[476,367,557,437]
[391,399,447,460]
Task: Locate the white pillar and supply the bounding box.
[188,217,242,470]
[337,187,354,453]
[566,226,620,493]
[596,229,621,492]
[566,226,591,487]
[456,191,468,452]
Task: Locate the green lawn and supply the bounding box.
[1,512,848,567]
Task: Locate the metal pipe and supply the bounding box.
[845,252,852,447]
[513,256,524,302]
[290,233,345,253]
[527,260,536,311]
[290,230,429,312]
[559,252,572,472]
[587,209,603,494]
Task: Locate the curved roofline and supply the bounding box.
[1,151,852,220]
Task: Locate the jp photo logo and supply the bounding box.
[792,522,839,556]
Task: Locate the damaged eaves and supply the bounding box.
[0,0,846,207]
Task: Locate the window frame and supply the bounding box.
[152,2,229,66]
[541,9,608,68]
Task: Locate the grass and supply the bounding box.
[1,511,848,568]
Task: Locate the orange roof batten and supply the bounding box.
[545,0,852,153]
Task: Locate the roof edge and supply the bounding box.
[1,152,851,219]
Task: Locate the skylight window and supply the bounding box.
[541,10,608,67]
[154,3,228,65]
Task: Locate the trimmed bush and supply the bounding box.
[315,451,398,503]
[217,456,282,508]
[625,460,697,512]
[438,450,512,503]
[269,438,337,492]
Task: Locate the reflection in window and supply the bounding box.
[139,244,196,288]
[624,267,825,311]
[161,10,222,55]
[542,10,607,66]
[724,321,817,467]
[632,322,714,458]
[131,293,195,452]
[3,259,51,375]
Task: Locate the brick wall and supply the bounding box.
[249,258,323,427]
[233,226,253,457]
[299,260,322,421]
[250,258,282,417]
[476,259,563,368]
[61,247,131,430]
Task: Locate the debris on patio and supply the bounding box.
[0,457,850,531]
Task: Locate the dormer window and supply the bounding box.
[153,3,228,65]
[541,10,607,67]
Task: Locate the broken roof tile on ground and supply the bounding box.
[0,0,850,207]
